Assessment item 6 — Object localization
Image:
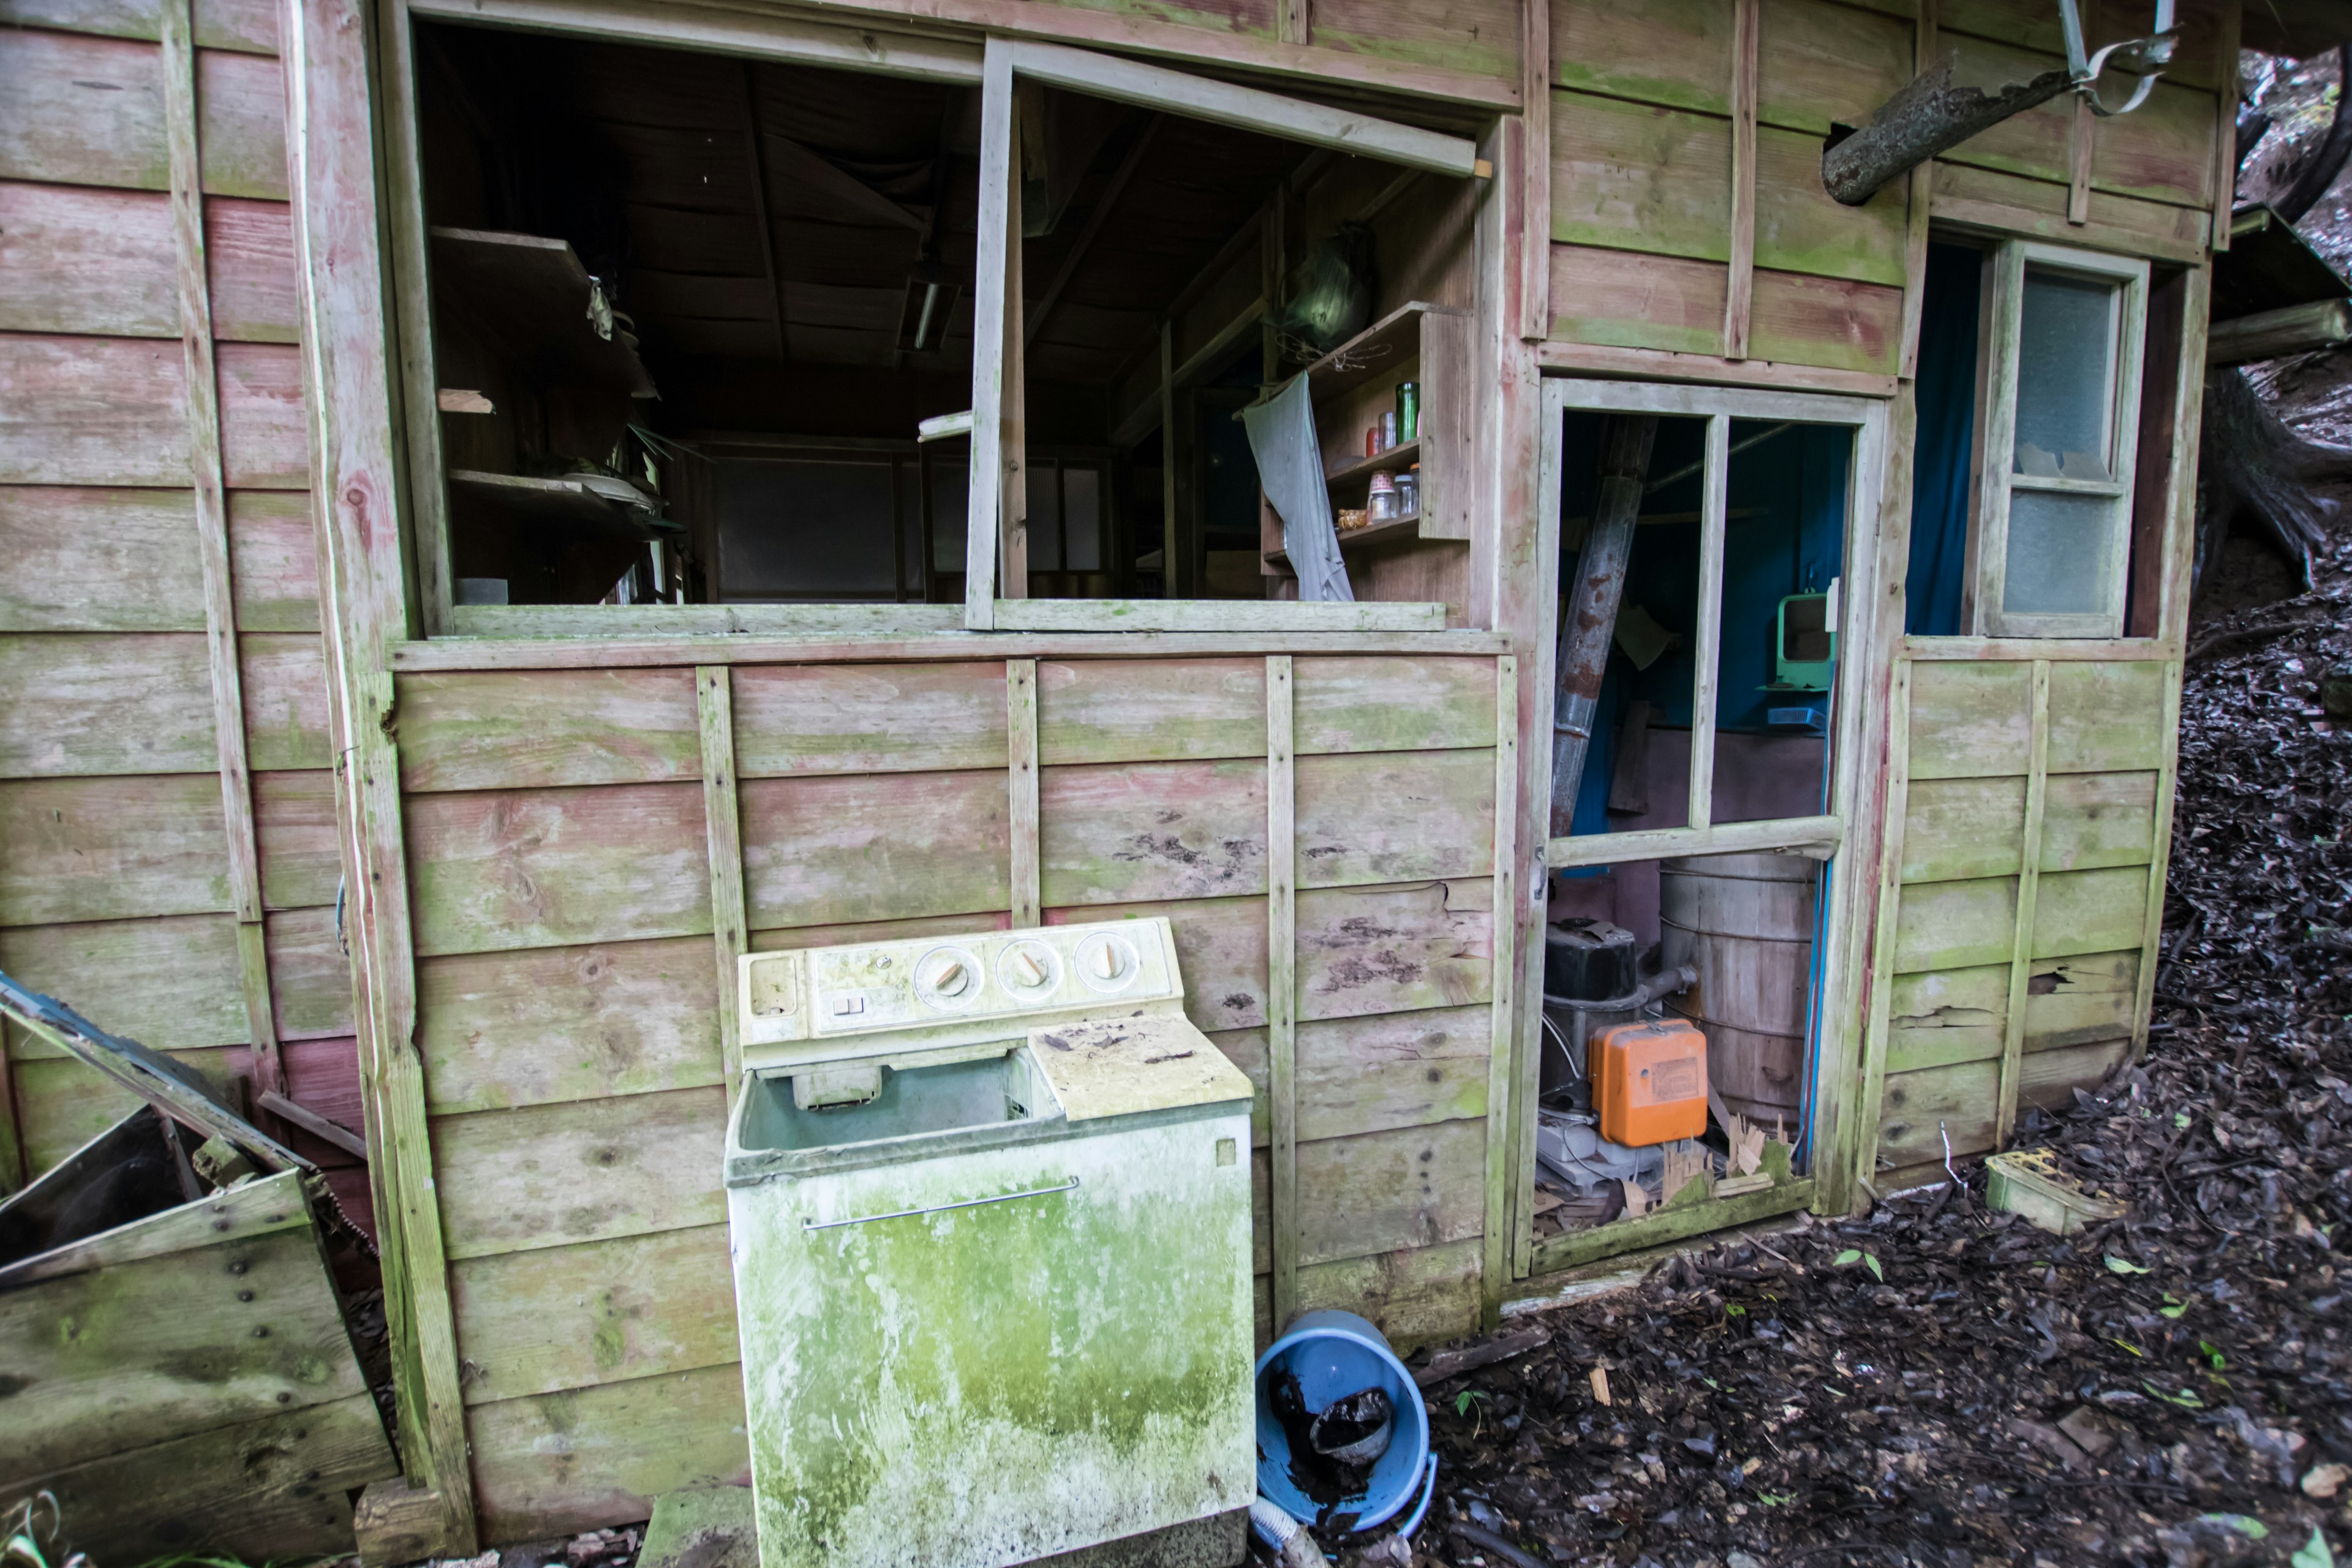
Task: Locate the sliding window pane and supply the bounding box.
[2014,272,2119,482]
[2002,488,2121,616]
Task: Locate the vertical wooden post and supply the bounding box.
[1280,0,1310,47]
[1687,415,1729,832]
[1898,0,1937,379]
[1848,657,1912,1203]
[2211,1,2241,252]
[698,668,748,1098]
[2131,658,2185,1058]
[1265,655,1298,1328]
[1723,0,1761,361]
[1008,660,1041,928]
[1003,109,1029,603]
[1160,322,1180,596]
[376,0,453,635]
[1520,0,1552,342]
[283,0,474,1545]
[1994,660,2052,1148]
[965,40,1014,629]
[165,0,281,1098]
[1480,656,1520,1325]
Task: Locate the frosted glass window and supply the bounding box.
[2013,273,2118,481]
[1065,467,1102,571]
[930,459,968,573]
[2002,489,2119,616]
[1027,462,1063,570]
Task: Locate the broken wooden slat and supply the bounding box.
[1297,879,1492,1022]
[1039,758,1270,907]
[256,1086,366,1158]
[1411,1322,1552,1387]
[1294,748,1496,889]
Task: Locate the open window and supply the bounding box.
[1904,239,2151,641]
[1527,380,1887,1268]
[382,11,1487,637]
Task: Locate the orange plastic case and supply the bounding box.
[1589,1019,1709,1147]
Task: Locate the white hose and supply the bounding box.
[1249,1499,1331,1568]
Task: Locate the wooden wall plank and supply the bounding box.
[1888,962,2008,1027]
[1938,0,2228,89]
[1890,875,2017,973]
[0,0,283,54]
[741,769,1010,930]
[1007,659,1039,926]
[0,31,169,190]
[2017,1036,2132,1108]
[1038,758,1270,906]
[1898,775,2026,883]
[1551,0,1911,136]
[731,662,1009,778]
[697,666,748,1091]
[0,333,188,486]
[1296,1005,1490,1140]
[397,669,701,793]
[0,488,200,631]
[1295,748,1495,889]
[1545,244,1902,373]
[1293,1235,1480,1352]
[239,631,329,771]
[2040,770,2158,871]
[752,910,1011,951]
[449,1223,737,1408]
[417,937,722,1115]
[1906,660,2031,779]
[0,913,246,1056]
[1929,159,2209,258]
[265,905,355,1040]
[406,782,712,957]
[0,633,217,777]
[254,766,340,908]
[466,1363,748,1544]
[2045,661,2166,772]
[1295,1117,1485,1267]
[1292,655,1496,753]
[1207,1025,1271,1146]
[192,45,285,197]
[1297,878,1492,1022]
[227,490,320,630]
[1308,0,1517,79]
[1265,654,1298,1329]
[1874,1057,2001,1168]
[2090,77,2220,209]
[0,181,175,336]
[2022,949,2139,1052]
[433,1087,727,1261]
[216,340,307,487]
[2030,865,2150,958]
[14,1045,234,1170]
[1036,657,1265,765]
[0,774,230,926]
[1045,895,1268,1035]
[206,195,298,342]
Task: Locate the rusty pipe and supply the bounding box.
[1548,414,1659,839]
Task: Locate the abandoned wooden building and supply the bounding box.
[3,0,2345,1551]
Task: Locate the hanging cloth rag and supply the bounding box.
[1241,375,1354,603]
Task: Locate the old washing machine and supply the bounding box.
[724,918,1256,1568]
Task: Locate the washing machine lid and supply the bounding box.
[1028,1014,1253,1121]
[737,917,1188,1072]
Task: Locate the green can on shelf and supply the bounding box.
[1396,380,1419,442]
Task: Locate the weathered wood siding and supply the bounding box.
[0,2,366,1221]
[1544,0,2228,373]
[1864,655,2175,1187]
[398,652,1507,1539]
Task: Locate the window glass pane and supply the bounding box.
[1065,466,1102,571]
[2013,271,2117,481]
[1027,460,1063,571]
[2002,488,2120,616]
[716,459,895,599]
[930,458,968,574]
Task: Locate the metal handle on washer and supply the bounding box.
[801,1176,1080,1231]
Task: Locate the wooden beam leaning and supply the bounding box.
[698,669,749,1097]
[739,64,790,362]
[1265,655,1299,1327]
[2132,658,2185,1059]
[164,0,282,1098]
[1687,416,1730,831]
[1480,655,1520,1327]
[1004,41,1483,178]
[282,0,475,1547]
[1848,657,1912,1204]
[966,40,1015,629]
[1008,660,1041,927]
[1724,0,1761,360]
[2207,300,2352,365]
[1995,660,2053,1148]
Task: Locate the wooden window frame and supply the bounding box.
[378,1,1484,639]
[1967,240,2150,641]
[1537,378,1888,873]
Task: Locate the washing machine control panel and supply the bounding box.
[737,918,1182,1065]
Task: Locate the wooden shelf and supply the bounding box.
[1264,510,1455,568]
[448,469,676,538]
[1325,439,1420,489]
[429,227,658,401]
[1299,301,1464,404]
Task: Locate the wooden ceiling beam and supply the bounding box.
[764,132,929,232]
[739,62,790,361]
[1024,114,1160,350]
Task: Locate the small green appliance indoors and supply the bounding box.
[724,918,1257,1568]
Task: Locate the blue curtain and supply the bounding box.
[1905,244,1982,636]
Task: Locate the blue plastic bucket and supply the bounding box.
[1253,1310,1433,1533]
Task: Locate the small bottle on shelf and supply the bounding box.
[1396,465,1418,519]
[1368,470,1398,522]
[1396,382,1420,443]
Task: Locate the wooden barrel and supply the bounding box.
[1658,853,1816,1133]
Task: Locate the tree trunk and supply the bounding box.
[2195,368,2351,590]
[1822,53,2072,207]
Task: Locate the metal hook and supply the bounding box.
[2057,0,2177,118]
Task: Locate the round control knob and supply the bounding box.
[998,939,1058,993]
[1073,933,1139,993]
[914,944,984,1009]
